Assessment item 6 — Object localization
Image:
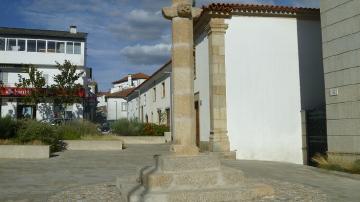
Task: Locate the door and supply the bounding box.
[194,101,200,147]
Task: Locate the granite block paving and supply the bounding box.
[0,144,359,201]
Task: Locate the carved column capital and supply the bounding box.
[207,18,228,34]
[162,4,202,20]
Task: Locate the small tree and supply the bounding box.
[16,65,47,104]
[51,60,84,119]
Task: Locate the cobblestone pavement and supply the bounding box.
[0,144,359,201]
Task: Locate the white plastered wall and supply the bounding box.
[225,16,303,164]
[194,35,211,142]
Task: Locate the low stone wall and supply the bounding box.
[65,140,123,151]
[117,136,168,144]
[115,132,172,145]
[0,145,49,159]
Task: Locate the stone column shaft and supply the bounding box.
[208,18,231,153]
[163,0,202,155]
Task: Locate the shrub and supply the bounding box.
[0,116,17,139]
[16,119,63,152]
[111,119,143,136]
[111,119,169,136]
[56,120,101,140]
[143,123,169,136]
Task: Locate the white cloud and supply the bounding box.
[121,43,171,65]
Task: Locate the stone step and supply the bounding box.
[157,154,221,172]
[143,166,245,191]
[129,185,273,202]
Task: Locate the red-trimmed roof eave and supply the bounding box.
[106,88,135,99]
[112,73,150,85]
[126,60,171,98]
[201,3,319,16]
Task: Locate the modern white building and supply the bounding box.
[193,4,325,164]
[0,26,91,120]
[105,73,149,121]
[127,61,171,126]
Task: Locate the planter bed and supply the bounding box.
[0,145,50,159]
[64,140,123,151]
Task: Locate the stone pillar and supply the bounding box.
[207,18,234,158]
[163,0,202,155]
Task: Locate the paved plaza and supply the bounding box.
[0,144,359,201]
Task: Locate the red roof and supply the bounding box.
[96,91,109,96]
[202,3,319,15]
[112,73,150,84]
[106,88,135,99]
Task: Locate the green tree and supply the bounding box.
[51,60,84,119]
[16,65,47,104]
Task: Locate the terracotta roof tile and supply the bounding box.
[202,3,319,15]
[112,73,150,84]
[106,88,135,98]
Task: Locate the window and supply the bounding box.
[0,72,8,84]
[47,41,55,53]
[158,110,162,124]
[66,42,73,54]
[121,102,127,111]
[18,39,25,51]
[6,39,16,51]
[27,40,36,52]
[0,38,5,51]
[74,42,81,54]
[153,87,156,102]
[56,42,65,53]
[143,94,146,106]
[162,82,165,98]
[44,74,49,86]
[37,40,46,52]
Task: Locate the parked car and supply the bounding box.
[97,122,110,134]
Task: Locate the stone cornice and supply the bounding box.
[194,3,320,40]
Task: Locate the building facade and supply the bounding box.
[105,73,149,121]
[192,4,325,164]
[0,26,90,120]
[127,61,171,126]
[320,0,360,160]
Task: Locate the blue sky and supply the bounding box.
[0,0,319,91]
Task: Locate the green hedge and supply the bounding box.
[57,120,100,140]
[111,118,169,136]
[0,116,17,139]
[0,117,101,152]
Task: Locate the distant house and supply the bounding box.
[127,61,171,125]
[0,26,92,120]
[105,73,149,121]
[110,73,149,93]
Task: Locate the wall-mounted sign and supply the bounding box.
[329,88,338,96]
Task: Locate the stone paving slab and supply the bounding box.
[0,144,359,201]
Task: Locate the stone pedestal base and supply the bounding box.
[118,154,274,202]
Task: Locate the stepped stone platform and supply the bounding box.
[118,154,277,202]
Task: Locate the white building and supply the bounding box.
[105,73,149,121]
[0,26,90,120]
[194,4,324,164]
[126,4,325,165]
[127,61,171,126]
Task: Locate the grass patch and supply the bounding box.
[312,154,360,174]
